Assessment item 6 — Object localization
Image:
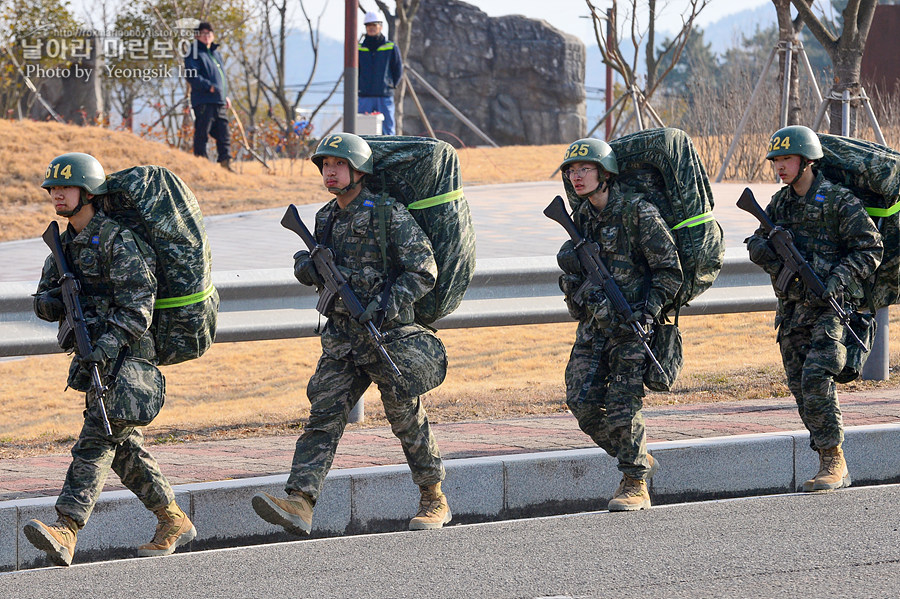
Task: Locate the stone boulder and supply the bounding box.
[402,0,586,146]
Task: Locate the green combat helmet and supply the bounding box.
[766,125,823,161]
[311,132,374,175]
[42,152,108,194]
[559,138,619,175]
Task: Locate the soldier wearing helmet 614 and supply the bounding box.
[555,138,683,512]
[253,132,452,534]
[26,153,195,566]
[745,125,883,493]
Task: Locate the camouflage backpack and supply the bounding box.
[102,166,218,365]
[563,127,725,315]
[360,135,476,325]
[816,134,900,310]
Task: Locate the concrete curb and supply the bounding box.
[3,423,900,571]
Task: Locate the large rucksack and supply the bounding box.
[361,135,476,325]
[817,133,900,310]
[563,127,725,315]
[101,166,218,365]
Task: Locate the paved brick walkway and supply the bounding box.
[3,389,899,502]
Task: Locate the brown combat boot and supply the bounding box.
[812,445,851,491]
[137,501,197,557]
[24,514,79,567]
[409,482,451,530]
[252,491,314,536]
[646,453,658,480]
[608,475,651,512]
[799,450,825,492]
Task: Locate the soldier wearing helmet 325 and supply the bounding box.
[746,125,883,492]
[556,138,683,512]
[24,153,195,566]
[252,133,452,534]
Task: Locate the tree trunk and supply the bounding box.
[773,0,802,127]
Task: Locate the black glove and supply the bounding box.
[557,241,582,275]
[626,310,654,331]
[34,287,65,321]
[824,276,842,300]
[747,238,777,266]
[80,346,108,369]
[358,299,383,325]
[293,250,323,287]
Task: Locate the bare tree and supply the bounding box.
[585,0,709,135]
[370,0,421,135]
[791,0,877,135]
[772,0,810,126]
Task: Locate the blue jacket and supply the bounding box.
[184,40,228,106]
[358,34,403,97]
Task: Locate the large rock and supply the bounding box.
[402,0,585,146]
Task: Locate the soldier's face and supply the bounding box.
[48,186,83,216]
[321,156,352,191]
[771,155,802,184]
[565,161,600,197]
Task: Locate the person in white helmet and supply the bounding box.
[358,11,403,135]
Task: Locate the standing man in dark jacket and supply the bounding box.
[358,11,403,135]
[184,21,232,170]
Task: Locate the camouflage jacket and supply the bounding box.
[35,209,158,386]
[747,171,883,330]
[560,183,683,335]
[314,188,437,358]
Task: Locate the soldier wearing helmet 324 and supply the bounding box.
[252,133,451,534]
[556,138,682,512]
[745,126,882,492]
[24,153,195,566]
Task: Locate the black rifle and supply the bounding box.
[42,221,113,435]
[736,187,867,351]
[543,195,664,374]
[280,204,401,377]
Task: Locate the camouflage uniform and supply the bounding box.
[34,209,174,528]
[287,188,444,502]
[559,183,683,479]
[746,171,882,451]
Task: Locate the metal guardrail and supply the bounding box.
[1,248,773,357]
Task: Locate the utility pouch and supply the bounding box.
[104,358,166,426]
[834,312,877,384]
[382,326,448,397]
[643,323,684,392]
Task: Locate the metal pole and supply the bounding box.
[715,45,779,182]
[841,88,851,136]
[629,84,644,131]
[862,309,890,380]
[605,8,614,139]
[797,41,829,130]
[780,41,793,128]
[402,73,436,138]
[860,87,887,146]
[343,0,358,134]
[405,66,499,147]
[811,93,831,131]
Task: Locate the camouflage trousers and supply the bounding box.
[779,313,847,451]
[565,332,652,479]
[56,391,175,528]
[286,353,445,502]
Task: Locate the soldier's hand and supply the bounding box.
[626,310,654,331]
[748,238,777,265]
[358,299,383,325]
[33,287,65,321]
[293,250,323,287]
[824,276,842,300]
[81,346,108,369]
[557,240,582,274]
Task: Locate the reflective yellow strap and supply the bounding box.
[154,284,216,310]
[865,203,900,218]
[672,212,716,230]
[408,188,464,210]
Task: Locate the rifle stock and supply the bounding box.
[281,204,402,377]
[42,221,113,435]
[736,187,868,351]
[543,195,664,374]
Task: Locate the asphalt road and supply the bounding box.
[4,484,900,598]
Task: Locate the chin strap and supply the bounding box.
[790,158,811,187]
[55,189,92,218]
[328,171,364,196]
